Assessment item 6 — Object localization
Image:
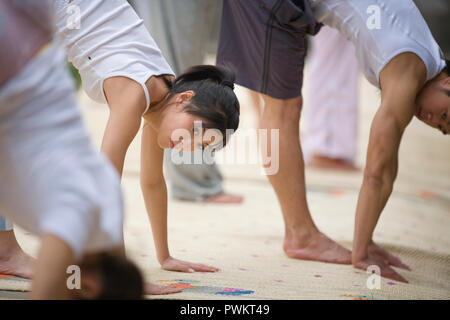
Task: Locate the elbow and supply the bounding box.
[363,169,384,189]
[363,164,395,192]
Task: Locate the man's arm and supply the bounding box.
[352,79,419,282]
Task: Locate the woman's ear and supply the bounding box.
[176,90,195,106]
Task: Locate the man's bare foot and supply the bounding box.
[308,155,359,172]
[144,282,183,295]
[0,231,34,278]
[283,231,352,264]
[204,192,244,204]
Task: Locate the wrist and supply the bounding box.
[158,252,171,265]
[352,243,370,265]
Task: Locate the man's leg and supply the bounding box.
[0,217,34,278]
[261,94,351,264]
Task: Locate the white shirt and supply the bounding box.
[53,0,174,113]
[309,0,446,88]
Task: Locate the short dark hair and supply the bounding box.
[445,60,450,97]
[162,65,240,149]
[80,253,144,300]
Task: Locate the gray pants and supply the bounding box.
[129,0,225,201]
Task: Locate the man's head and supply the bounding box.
[415,60,450,135]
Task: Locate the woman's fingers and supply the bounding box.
[144,283,183,295]
[189,263,219,272]
[158,286,184,294]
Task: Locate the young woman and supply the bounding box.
[53,0,240,294]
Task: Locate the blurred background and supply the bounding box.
[414,0,450,57]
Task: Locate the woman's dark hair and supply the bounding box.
[80,253,144,300]
[162,65,240,149]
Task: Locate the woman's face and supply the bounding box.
[156,92,223,151]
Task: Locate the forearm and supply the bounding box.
[352,171,395,262]
[31,234,75,299]
[352,108,402,263]
[141,180,170,264]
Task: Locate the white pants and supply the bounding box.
[0,42,123,259]
[303,26,359,163]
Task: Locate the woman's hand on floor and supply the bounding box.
[144,282,183,295]
[161,256,219,273]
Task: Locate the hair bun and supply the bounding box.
[221,80,235,90]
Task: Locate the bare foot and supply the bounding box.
[283,231,352,264]
[308,155,359,172]
[204,192,244,204]
[0,231,34,279]
[144,282,183,295]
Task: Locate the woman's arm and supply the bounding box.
[30,234,75,299]
[140,121,170,263]
[140,121,219,273]
[102,76,146,176]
